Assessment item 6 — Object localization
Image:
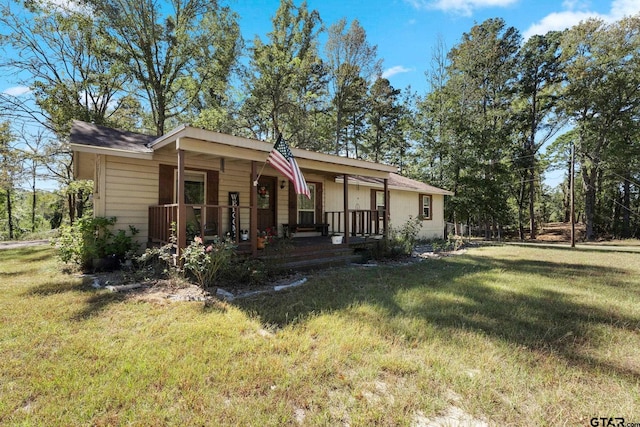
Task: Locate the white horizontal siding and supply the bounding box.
[103,156,159,246]
[324,181,371,211]
[97,152,447,244]
[325,181,446,240]
[218,159,252,233]
[391,190,446,240]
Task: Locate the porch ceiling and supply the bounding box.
[153,126,396,179]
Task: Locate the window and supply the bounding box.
[175,170,206,205]
[375,190,385,219]
[420,194,432,220]
[297,183,316,224]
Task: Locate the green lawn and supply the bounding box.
[1,244,638,425]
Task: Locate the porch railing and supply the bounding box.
[148,203,251,245]
[150,205,385,246]
[148,204,178,244]
[325,209,386,237]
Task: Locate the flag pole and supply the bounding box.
[253,160,268,186]
[254,133,282,186]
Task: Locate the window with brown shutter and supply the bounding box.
[419,194,432,220]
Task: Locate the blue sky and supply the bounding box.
[230,0,640,186]
[3,0,639,96]
[232,0,640,95]
[2,0,639,189]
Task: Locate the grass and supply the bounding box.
[1,244,639,425]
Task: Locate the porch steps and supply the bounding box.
[258,242,363,272]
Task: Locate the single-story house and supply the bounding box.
[70,120,453,256]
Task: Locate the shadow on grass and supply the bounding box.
[507,241,640,254]
[0,246,54,263]
[234,254,640,381]
[71,292,126,320]
[1,269,40,279]
[27,277,86,296]
[26,275,126,320]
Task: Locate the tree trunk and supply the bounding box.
[156,95,166,136]
[76,189,86,220]
[6,189,14,240]
[582,167,597,241]
[622,173,631,238]
[517,177,525,241]
[484,218,491,240]
[528,95,537,240]
[528,165,536,239]
[335,108,343,155]
[563,180,571,223]
[31,173,37,233]
[68,192,75,224]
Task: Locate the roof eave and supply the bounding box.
[147,124,189,149]
[335,176,454,195]
[157,125,397,175]
[70,143,154,160]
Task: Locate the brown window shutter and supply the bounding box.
[206,170,219,205]
[158,164,174,205]
[370,188,377,211]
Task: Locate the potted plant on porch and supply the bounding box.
[257,232,266,249]
[256,227,277,249]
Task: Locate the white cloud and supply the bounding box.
[562,0,588,10]
[523,10,599,39]
[382,66,414,79]
[3,86,31,96]
[406,0,518,16]
[523,0,640,39]
[35,0,90,14]
[38,0,80,8]
[610,0,640,18]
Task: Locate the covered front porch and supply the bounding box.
[148,202,388,255]
[146,126,396,257]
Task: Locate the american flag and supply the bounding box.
[267,134,310,198]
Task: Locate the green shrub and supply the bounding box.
[55,216,139,271]
[431,234,465,253]
[136,242,177,280]
[181,236,236,289]
[372,216,423,260]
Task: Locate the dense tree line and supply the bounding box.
[0,0,638,240]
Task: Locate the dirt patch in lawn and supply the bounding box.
[534,222,586,242]
[86,272,209,304]
[86,246,467,304]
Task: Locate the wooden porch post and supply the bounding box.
[383,178,389,240]
[343,174,349,244]
[250,161,258,257]
[177,148,186,255]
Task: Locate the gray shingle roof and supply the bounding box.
[70,120,155,153]
[345,173,453,195]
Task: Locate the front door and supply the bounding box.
[257,176,277,233]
